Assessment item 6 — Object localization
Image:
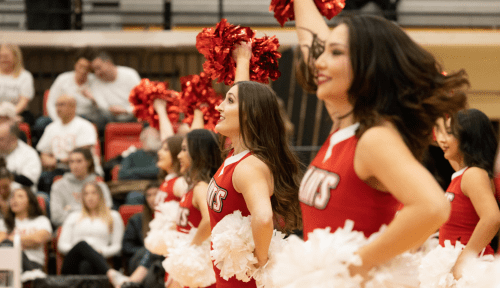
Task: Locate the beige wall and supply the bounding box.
[424,44,500,120]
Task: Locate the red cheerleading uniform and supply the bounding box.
[439,167,494,255]
[176,189,202,233]
[175,188,216,288]
[158,175,182,204]
[207,149,256,288]
[299,123,400,240]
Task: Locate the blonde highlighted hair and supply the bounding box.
[81,182,113,232]
[1,44,24,78]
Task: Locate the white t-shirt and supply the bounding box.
[57,210,124,258]
[36,116,103,175]
[0,215,52,265]
[0,70,35,103]
[91,66,140,113]
[46,71,97,120]
[4,140,42,190]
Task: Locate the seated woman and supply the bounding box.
[57,182,125,285]
[50,147,113,227]
[0,186,52,272]
[122,182,159,273]
[0,44,35,126]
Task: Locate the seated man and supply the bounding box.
[0,122,41,193]
[83,50,141,136]
[36,94,102,193]
[33,48,99,146]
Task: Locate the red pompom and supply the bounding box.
[196,19,281,86]
[129,78,181,130]
[251,35,281,84]
[269,0,345,27]
[179,72,223,131]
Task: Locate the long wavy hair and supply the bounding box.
[450,109,498,178]
[4,187,44,233]
[233,81,303,232]
[297,15,468,160]
[81,182,113,232]
[184,129,222,187]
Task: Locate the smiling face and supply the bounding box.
[435,117,462,164]
[315,24,353,104]
[215,84,240,138]
[177,138,192,174]
[157,142,173,171]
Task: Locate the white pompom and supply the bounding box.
[455,254,495,288]
[144,201,180,255]
[270,220,365,288]
[366,252,422,288]
[210,210,256,282]
[252,230,287,288]
[474,258,500,288]
[163,238,216,287]
[419,240,465,288]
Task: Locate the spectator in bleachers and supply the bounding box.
[50,147,112,228]
[0,102,29,143]
[36,94,103,193]
[0,186,52,273]
[33,48,99,147]
[0,44,35,126]
[118,126,161,181]
[0,158,13,218]
[0,122,41,193]
[57,182,126,285]
[82,50,140,136]
[122,182,158,275]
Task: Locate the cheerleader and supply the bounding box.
[434,109,500,279]
[292,0,469,279]
[207,42,303,287]
[167,128,222,288]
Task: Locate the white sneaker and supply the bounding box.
[109,269,130,287]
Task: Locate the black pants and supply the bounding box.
[61,241,109,275]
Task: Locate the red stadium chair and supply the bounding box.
[111,165,121,181]
[18,122,31,146]
[119,205,143,226]
[104,123,143,162]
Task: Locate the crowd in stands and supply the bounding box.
[0,43,169,285]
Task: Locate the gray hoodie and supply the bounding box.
[50,173,113,227]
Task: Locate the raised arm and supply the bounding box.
[352,124,450,276]
[232,41,252,83]
[294,0,330,61]
[233,156,274,266]
[452,168,500,278]
[153,98,175,142]
[190,181,212,246]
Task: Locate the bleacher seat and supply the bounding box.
[104,122,143,162]
[18,122,31,146]
[119,205,143,226]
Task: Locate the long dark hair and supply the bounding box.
[142,182,159,240]
[185,129,222,186]
[166,135,183,175]
[235,81,303,232]
[450,109,498,178]
[4,186,44,233]
[71,147,95,174]
[297,15,468,160]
